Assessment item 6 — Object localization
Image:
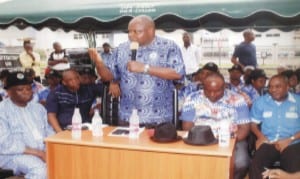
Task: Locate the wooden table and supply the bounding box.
[45,127,235,179]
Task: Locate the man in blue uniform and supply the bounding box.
[250,74,300,179]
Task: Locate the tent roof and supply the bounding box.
[0,0,299,32]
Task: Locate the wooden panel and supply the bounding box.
[47,143,231,179]
[46,127,235,179]
[45,127,235,156]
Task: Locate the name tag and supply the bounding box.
[286,112,298,119]
[263,111,272,118]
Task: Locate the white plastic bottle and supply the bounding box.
[129,109,140,139]
[92,110,103,137]
[219,119,230,147]
[72,107,82,139]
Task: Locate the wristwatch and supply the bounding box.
[290,135,295,141]
[143,64,150,74]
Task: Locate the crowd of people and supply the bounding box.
[0,15,300,179]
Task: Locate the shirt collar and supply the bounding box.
[139,36,157,51]
[287,92,296,103]
[267,92,296,103]
[200,89,229,105]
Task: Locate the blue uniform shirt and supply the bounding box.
[241,84,260,102]
[251,92,300,143]
[107,36,185,124]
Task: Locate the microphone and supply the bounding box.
[130,41,139,61]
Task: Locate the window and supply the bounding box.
[74,34,83,40]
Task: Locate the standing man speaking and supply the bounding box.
[89,15,185,126]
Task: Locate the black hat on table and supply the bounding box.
[183,125,218,146]
[4,71,32,89]
[150,122,182,143]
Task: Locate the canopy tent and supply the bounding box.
[0,0,299,32]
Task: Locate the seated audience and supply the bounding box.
[178,62,219,111]
[79,67,103,116]
[281,70,298,93]
[38,70,61,106]
[250,74,300,179]
[242,68,267,102]
[46,69,103,132]
[0,71,54,179]
[241,65,255,84]
[227,64,252,107]
[79,67,98,85]
[295,68,300,94]
[0,69,9,100]
[227,64,245,92]
[180,73,250,179]
[24,68,45,103]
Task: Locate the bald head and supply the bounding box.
[128,15,155,46]
[203,73,225,103]
[62,69,80,92]
[204,73,225,86]
[130,15,155,29]
[53,41,62,52]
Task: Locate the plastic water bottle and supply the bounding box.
[72,107,82,139]
[219,119,230,147]
[129,109,140,139]
[92,110,103,137]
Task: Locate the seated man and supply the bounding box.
[46,69,103,132]
[0,71,54,179]
[180,73,250,179]
[250,74,300,179]
[0,69,10,100]
[38,69,61,106]
[24,68,45,103]
[79,67,98,85]
[178,62,219,112]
